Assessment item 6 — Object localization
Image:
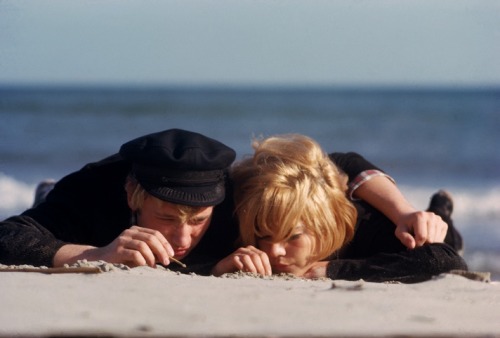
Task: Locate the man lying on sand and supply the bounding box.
[0,128,465,282]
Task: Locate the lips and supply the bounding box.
[174,249,188,258]
[272,263,291,272]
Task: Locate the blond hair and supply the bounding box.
[231,134,356,261]
[125,175,204,223]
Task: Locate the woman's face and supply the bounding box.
[256,224,317,276]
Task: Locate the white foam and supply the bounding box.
[454,187,500,221]
[399,184,500,226]
[0,173,36,219]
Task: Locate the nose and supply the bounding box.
[171,223,191,248]
[267,242,286,258]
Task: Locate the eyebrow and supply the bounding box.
[257,224,305,241]
[155,212,178,219]
[190,213,212,222]
[294,224,305,231]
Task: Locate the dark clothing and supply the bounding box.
[327,202,466,283]
[0,151,466,282]
[328,242,465,283]
[0,153,238,268]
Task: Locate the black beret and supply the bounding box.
[119,129,236,206]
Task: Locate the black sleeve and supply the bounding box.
[0,215,67,266]
[328,152,383,182]
[326,243,467,283]
[0,176,81,267]
[0,155,131,267]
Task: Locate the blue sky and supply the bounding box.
[1,0,499,87]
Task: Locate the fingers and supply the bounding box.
[397,211,449,249]
[411,213,429,247]
[413,212,448,245]
[428,213,448,243]
[213,246,271,277]
[132,226,175,261]
[235,247,272,275]
[116,240,152,267]
[114,226,174,267]
[427,218,437,243]
[438,218,448,242]
[395,225,416,249]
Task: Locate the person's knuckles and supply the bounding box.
[116,235,129,246]
[148,229,165,239]
[247,251,263,261]
[128,250,147,265]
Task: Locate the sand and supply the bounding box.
[0,261,499,338]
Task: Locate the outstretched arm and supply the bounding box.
[330,152,448,249]
[0,216,178,269]
[352,175,448,249]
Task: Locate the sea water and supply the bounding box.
[1,86,499,278]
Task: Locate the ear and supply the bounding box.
[124,176,138,212]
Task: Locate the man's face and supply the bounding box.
[136,196,213,259]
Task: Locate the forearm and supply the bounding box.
[53,244,100,267]
[352,175,415,225]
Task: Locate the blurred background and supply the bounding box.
[1,0,499,277]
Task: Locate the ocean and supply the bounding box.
[1,85,499,279]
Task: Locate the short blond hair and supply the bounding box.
[125,175,205,223]
[231,134,356,261]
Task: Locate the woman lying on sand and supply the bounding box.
[213,134,466,283]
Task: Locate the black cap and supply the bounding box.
[119,129,236,206]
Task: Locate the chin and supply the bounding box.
[273,266,302,276]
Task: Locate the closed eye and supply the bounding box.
[288,233,303,241]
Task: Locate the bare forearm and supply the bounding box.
[352,175,448,248]
[53,244,99,267]
[352,176,416,224]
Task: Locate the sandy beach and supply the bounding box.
[0,262,499,338]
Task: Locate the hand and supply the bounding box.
[212,246,272,277]
[92,226,175,267]
[394,211,448,249]
[350,175,448,250]
[303,261,329,279]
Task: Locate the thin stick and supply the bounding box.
[0,266,101,274]
[169,256,187,268]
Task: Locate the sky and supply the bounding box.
[0,0,499,87]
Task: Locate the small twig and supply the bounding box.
[0,266,101,274]
[169,256,187,268]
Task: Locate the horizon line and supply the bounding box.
[1,82,500,91]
